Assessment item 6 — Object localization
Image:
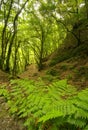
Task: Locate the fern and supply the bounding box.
[70,89,88,129]
[0,85,9,101]
[0,79,88,130]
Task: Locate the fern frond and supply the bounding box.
[1,79,88,130]
[83,125,88,130]
[38,111,63,123]
[67,115,87,128]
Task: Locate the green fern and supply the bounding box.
[1,79,88,130]
[0,85,9,100]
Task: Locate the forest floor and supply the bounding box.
[0,56,88,129]
[0,19,88,130]
[20,56,88,90]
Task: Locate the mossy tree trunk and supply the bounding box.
[85,0,88,19]
[1,0,13,70]
[38,26,45,71]
[5,0,29,72]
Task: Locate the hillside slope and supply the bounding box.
[20,20,88,90]
[42,20,88,89]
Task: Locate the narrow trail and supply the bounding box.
[0,70,9,84]
[19,64,46,80]
[20,64,38,79]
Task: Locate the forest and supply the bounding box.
[0,0,88,130]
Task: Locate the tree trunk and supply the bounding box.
[38,27,45,71]
[1,0,13,70]
[85,0,88,19]
[5,0,29,72]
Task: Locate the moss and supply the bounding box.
[60,64,68,71]
[66,74,73,80]
[41,75,54,82]
[50,50,73,66]
[41,73,59,82]
[46,69,58,76]
[75,66,88,79]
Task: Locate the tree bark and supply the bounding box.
[39,26,45,71]
[1,0,13,70]
[85,0,88,19]
[5,0,29,72]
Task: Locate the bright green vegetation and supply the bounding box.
[0,0,88,74]
[0,0,88,129]
[0,79,88,130]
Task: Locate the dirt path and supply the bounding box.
[0,97,26,130]
[0,70,9,84]
[19,64,39,79]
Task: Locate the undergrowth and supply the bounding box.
[0,79,88,130]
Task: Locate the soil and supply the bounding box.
[19,57,88,90]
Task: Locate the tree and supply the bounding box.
[0,0,29,73]
[85,0,88,18]
[0,0,87,74]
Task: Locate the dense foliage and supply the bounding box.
[0,79,88,130]
[0,0,87,74]
[0,1,88,129]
